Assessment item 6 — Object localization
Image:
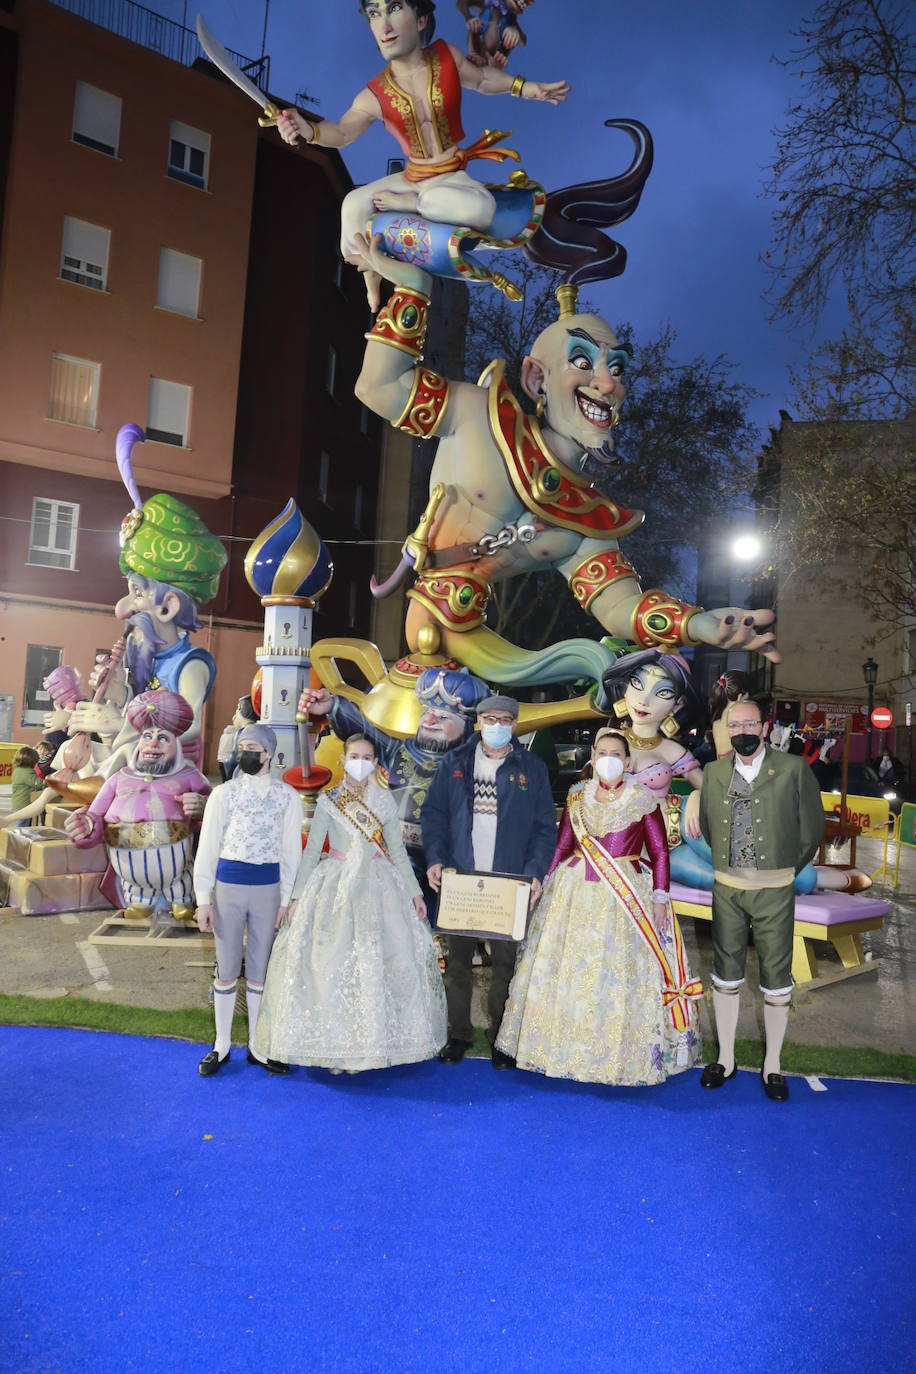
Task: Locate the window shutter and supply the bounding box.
[157,248,202,317]
[72,82,121,156]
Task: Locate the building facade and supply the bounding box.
[0,0,385,765]
[754,411,914,770]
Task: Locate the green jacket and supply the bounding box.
[698,746,824,875]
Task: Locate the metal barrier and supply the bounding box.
[48,0,269,88]
[821,791,897,885]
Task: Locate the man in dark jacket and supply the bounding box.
[698,699,824,1103]
[422,694,557,1069]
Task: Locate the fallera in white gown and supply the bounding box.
[254,781,446,1072]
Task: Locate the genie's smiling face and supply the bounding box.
[526,315,629,466]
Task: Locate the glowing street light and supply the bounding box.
[731,534,762,562]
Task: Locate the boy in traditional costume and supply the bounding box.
[194,725,303,1077]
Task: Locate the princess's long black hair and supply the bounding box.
[601,649,704,733]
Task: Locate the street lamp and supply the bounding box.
[862,657,878,762]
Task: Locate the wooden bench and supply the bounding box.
[670,883,890,990]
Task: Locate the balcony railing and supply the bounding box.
[49,0,270,90]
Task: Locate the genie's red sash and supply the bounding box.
[567,789,702,1031]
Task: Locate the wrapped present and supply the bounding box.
[0,858,27,906]
[15,827,74,877]
[79,871,113,910]
[46,803,80,831]
[8,869,86,915]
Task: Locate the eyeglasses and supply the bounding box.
[479,714,514,726]
[726,720,763,732]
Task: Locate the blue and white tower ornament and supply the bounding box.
[244,498,333,605]
[244,501,333,779]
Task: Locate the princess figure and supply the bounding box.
[496,728,701,1085]
[602,650,870,894]
[254,734,446,1072]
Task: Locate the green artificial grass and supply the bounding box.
[1,993,913,1082]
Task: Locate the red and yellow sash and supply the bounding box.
[330,789,389,860]
[567,789,702,1031]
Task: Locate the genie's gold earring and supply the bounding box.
[613,698,629,719]
[535,393,546,420]
[661,714,680,738]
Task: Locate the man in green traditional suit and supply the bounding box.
[698,699,824,1102]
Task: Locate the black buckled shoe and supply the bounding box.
[198,1049,230,1077]
[761,1070,789,1102]
[247,1049,290,1074]
[439,1037,473,1064]
[491,1047,516,1071]
[700,1061,738,1089]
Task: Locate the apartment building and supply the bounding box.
[0,0,385,763]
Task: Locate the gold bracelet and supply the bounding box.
[510,75,526,98]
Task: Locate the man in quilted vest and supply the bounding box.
[194,725,303,1077]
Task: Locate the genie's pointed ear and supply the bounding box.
[520,354,545,404]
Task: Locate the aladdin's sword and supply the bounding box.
[195,14,280,127]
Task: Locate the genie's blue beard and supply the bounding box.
[124,613,168,694]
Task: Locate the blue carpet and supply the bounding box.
[1,1028,914,1374]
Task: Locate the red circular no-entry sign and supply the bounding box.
[871,706,893,728]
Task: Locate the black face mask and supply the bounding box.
[732,734,762,758]
[238,753,264,775]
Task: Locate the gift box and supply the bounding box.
[0,858,27,906]
[8,869,86,916]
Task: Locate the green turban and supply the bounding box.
[119,493,227,605]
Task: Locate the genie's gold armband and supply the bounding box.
[631,591,702,649]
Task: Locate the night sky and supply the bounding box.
[182,0,848,436]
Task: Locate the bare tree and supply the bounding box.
[764,0,916,416]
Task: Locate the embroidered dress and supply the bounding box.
[496,779,701,1086]
[255,782,446,1071]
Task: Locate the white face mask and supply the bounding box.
[344,757,375,783]
[594,754,625,784]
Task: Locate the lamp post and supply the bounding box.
[862,657,878,763]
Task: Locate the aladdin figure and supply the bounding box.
[275,0,568,308]
[299,665,490,900]
[351,233,779,691]
[64,690,211,921]
[66,425,227,776]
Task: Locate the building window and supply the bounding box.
[23,645,63,726]
[318,451,331,504]
[60,216,110,291]
[147,378,191,446]
[48,354,100,428]
[325,345,337,398]
[353,484,364,531]
[157,247,202,317]
[72,81,121,157]
[28,498,79,570]
[167,121,210,189]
